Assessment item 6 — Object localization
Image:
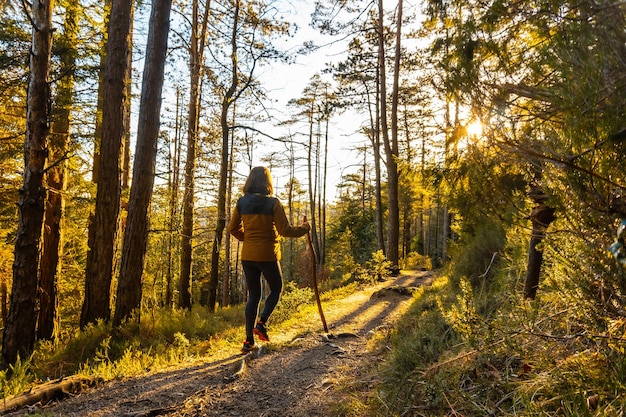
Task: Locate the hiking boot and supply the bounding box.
[253,321,270,341]
[241,341,257,354]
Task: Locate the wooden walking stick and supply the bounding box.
[304,216,329,333]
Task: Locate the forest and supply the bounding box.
[1,0,626,415]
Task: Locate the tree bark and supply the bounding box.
[307,96,320,263]
[91,0,110,185]
[222,122,236,307]
[2,0,54,365]
[523,186,556,299]
[0,375,103,413]
[179,0,210,310]
[113,0,172,325]
[207,0,240,311]
[166,88,182,307]
[321,110,329,265]
[80,0,132,328]
[373,67,385,253]
[377,0,400,269]
[387,0,402,271]
[38,0,78,341]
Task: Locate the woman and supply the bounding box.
[228,166,310,353]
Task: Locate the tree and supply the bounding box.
[113,0,173,325]
[179,0,210,310]
[331,27,386,254]
[80,0,133,328]
[329,170,379,267]
[207,0,240,312]
[289,74,334,271]
[2,0,54,365]
[38,0,79,340]
[379,0,401,271]
[319,0,403,267]
[166,88,183,307]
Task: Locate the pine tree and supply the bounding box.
[3,0,54,365]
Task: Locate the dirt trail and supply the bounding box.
[5,271,432,417]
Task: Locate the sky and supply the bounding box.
[239,0,370,203]
[131,0,378,204]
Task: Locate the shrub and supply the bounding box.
[271,281,313,324]
[402,251,432,270]
[365,250,392,281]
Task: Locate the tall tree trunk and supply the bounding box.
[285,139,296,280]
[417,133,425,255]
[92,0,111,185]
[321,110,329,265]
[222,116,236,308]
[400,107,412,260]
[307,99,320,260]
[207,0,240,311]
[166,88,182,307]
[2,0,54,365]
[366,67,385,253]
[38,0,78,341]
[377,0,399,268]
[179,0,210,309]
[312,113,322,262]
[179,131,194,311]
[178,36,199,310]
[121,33,133,192]
[113,0,172,326]
[386,0,402,271]
[80,0,133,328]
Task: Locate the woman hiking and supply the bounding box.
[228,166,310,353]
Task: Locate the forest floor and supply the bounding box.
[5,270,433,417]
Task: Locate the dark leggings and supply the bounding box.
[242,260,283,343]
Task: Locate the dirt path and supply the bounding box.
[5,271,432,417]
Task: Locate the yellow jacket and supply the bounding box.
[228,193,309,261]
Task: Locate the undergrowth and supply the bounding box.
[0,305,242,399]
[359,270,626,416]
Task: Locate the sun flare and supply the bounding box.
[466,120,483,137]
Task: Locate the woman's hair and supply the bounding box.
[243,166,274,195]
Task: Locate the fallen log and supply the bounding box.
[1,375,103,414]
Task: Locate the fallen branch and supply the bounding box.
[122,405,177,417]
[1,375,103,414]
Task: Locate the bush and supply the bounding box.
[344,250,394,285]
[271,281,313,324]
[402,251,432,270]
[448,218,506,290]
[365,250,392,281]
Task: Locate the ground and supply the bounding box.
[5,271,432,417]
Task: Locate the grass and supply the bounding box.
[343,267,626,417]
[1,304,246,400]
